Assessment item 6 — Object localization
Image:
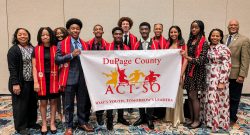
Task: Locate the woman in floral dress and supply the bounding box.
[202,28,231,132]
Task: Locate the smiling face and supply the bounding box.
[121,20,130,33]
[17,29,29,46]
[169,27,179,41]
[191,22,200,36]
[55,29,64,41]
[68,24,81,39]
[93,25,104,38]
[228,20,239,35]
[154,24,163,37]
[41,29,50,44]
[210,30,222,45]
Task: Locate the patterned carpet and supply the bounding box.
[0,95,249,135]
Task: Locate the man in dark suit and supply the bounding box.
[56,18,93,135]
[87,24,108,126]
[104,27,131,130]
[223,19,250,126]
[133,22,158,130]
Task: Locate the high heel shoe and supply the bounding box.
[40,130,48,135]
[41,126,48,135]
[50,129,57,134]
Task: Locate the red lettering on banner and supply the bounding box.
[129,84,135,93]
[105,85,114,94]
[150,83,161,92]
[116,85,125,94]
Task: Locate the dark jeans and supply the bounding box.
[64,77,91,128]
[138,108,154,120]
[229,79,243,123]
[12,81,38,131]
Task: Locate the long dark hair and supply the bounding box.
[168,25,185,46]
[12,28,32,46]
[187,20,205,45]
[208,28,224,44]
[37,27,57,45]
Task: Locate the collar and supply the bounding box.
[123,32,130,36]
[71,37,80,44]
[141,37,151,43]
[94,37,102,44]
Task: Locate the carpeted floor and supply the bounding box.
[0,95,249,135]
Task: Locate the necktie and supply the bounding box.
[117,44,120,50]
[143,41,148,50]
[227,35,232,46]
[74,41,78,49]
[124,35,128,45]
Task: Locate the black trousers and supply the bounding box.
[12,81,38,131]
[139,108,154,120]
[229,79,243,122]
[96,109,123,119]
[64,76,91,128]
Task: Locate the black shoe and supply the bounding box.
[40,130,48,135]
[97,116,104,125]
[50,129,57,134]
[117,117,130,125]
[106,119,113,130]
[17,129,30,135]
[128,108,133,113]
[147,120,154,130]
[133,117,147,126]
[28,123,41,130]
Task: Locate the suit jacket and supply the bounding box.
[223,33,250,79]
[55,37,87,85]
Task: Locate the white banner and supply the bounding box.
[80,50,181,112]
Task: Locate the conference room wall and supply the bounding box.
[0,0,250,94]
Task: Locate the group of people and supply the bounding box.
[7,17,250,135]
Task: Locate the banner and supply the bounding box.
[80,50,181,112]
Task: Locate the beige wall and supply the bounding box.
[1,0,250,94]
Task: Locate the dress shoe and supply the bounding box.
[64,128,73,135]
[147,120,154,130]
[78,124,94,132]
[230,121,236,127]
[128,108,133,113]
[117,117,130,125]
[97,116,104,125]
[106,120,113,130]
[133,117,147,126]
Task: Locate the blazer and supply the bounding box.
[55,37,87,85]
[223,33,250,79]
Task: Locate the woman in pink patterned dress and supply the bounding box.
[202,28,231,132]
